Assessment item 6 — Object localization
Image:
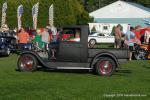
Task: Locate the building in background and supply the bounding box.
[90,0,150,27]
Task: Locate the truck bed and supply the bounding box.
[88,48,129,59]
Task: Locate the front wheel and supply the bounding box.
[95,57,116,76]
[17,54,38,72]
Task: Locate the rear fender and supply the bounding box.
[90,52,119,68]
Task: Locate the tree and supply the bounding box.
[0,0,93,28]
[82,0,150,12]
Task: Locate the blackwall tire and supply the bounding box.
[17,54,38,72]
[96,57,116,76]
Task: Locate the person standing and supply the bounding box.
[46,24,57,42]
[41,28,50,51]
[34,29,42,50]
[144,26,150,44]
[125,27,135,61]
[114,24,122,48]
[133,25,142,44]
[17,28,30,51]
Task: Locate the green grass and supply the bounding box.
[0,54,150,100]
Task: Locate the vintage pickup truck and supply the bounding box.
[17,26,129,76]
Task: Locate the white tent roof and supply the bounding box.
[90,0,150,18]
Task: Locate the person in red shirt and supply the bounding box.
[134,25,141,40]
[140,27,149,44]
[133,25,142,45]
[17,28,30,51]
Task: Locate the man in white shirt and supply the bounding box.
[41,28,50,50]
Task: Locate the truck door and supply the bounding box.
[58,28,81,62]
[58,42,81,62]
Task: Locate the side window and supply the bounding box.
[61,28,81,42]
[98,33,104,36]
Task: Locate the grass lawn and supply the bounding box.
[0,54,150,100]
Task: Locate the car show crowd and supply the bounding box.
[0,23,150,60]
[0,24,59,57]
[0,24,82,58]
[114,24,150,60]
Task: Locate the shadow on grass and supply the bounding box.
[39,68,91,74]
[15,68,91,74]
[142,65,150,69]
[117,69,132,73]
[15,68,132,76]
[113,69,132,76]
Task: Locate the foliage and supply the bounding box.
[0,0,93,28]
[83,0,150,12]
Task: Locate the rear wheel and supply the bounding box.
[95,57,116,76]
[17,54,38,72]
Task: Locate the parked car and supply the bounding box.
[134,42,150,60]
[88,32,115,47]
[0,31,17,56]
[17,26,129,76]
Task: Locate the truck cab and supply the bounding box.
[17,25,129,76]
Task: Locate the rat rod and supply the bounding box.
[17,26,129,76]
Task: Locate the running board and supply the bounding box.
[45,62,91,70]
[56,67,92,70]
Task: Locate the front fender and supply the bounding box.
[19,51,56,69]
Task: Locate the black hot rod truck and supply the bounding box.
[17,26,129,76]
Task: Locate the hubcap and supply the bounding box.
[20,56,34,71]
[100,61,112,75]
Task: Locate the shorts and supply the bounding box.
[115,39,121,46]
[129,46,134,51]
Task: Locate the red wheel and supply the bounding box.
[96,57,116,76]
[18,54,37,72]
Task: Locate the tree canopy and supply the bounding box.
[0,0,149,28]
[0,0,93,28]
[83,0,150,12]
